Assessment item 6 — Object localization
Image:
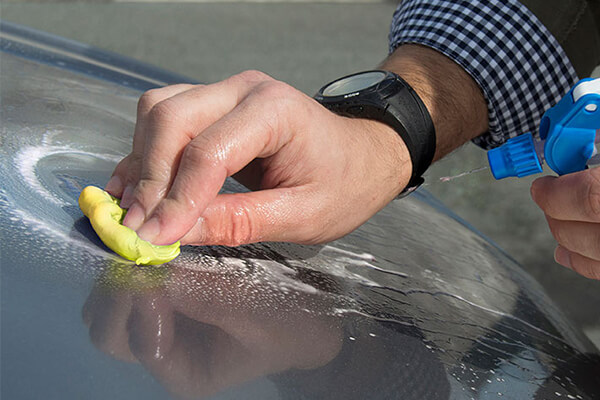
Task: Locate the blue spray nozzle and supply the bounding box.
[487,133,543,179]
[488,78,600,180]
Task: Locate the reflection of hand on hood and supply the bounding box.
[82,261,344,399]
[82,255,452,400]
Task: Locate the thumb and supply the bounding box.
[531,169,600,222]
[180,187,325,246]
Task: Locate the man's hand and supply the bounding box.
[531,168,600,280]
[82,264,343,399]
[106,45,487,247]
[105,70,412,246]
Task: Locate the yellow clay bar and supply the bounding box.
[79,185,180,265]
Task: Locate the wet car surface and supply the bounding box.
[1,22,599,400]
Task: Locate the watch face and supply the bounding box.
[322,71,387,97]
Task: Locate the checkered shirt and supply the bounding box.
[389,0,578,149]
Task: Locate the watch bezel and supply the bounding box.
[316,71,398,102]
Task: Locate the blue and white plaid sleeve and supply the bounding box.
[389,0,579,149]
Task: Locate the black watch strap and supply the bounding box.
[382,73,435,190]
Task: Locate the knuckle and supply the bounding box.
[235,69,271,83]
[141,158,172,183]
[137,88,166,114]
[135,177,158,193]
[251,81,302,132]
[256,80,296,101]
[184,137,222,166]
[124,152,143,169]
[584,173,600,219]
[166,186,197,213]
[132,178,164,206]
[123,153,143,183]
[546,218,566,246]
[147,98,180,125]
[219,203,255,246]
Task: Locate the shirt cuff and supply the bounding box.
[389,0,578,149]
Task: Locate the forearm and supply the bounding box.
[380,44,489,162]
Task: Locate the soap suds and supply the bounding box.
[15,143,121,206]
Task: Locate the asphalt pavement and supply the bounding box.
[3,0,599,349]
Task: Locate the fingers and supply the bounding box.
[104,157,129,197]
[135,81,303,245]
[546,216,600,261]
[531,168,600,222]
[127,293,175,362]
[106,84,194,200]
[82,288,137,363]
[546,216,600,280]
[555,245,600,280]
[120,72,275,234]
[127,292,254,399]
[532,169,600,280]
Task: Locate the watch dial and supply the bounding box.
[322,71,387,97]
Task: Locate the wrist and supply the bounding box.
[380,44,488,161]
[352,118,413,197]
[314,70,433,193]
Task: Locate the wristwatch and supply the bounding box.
[314,70,436,196]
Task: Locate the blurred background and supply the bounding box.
[2,0,599,349]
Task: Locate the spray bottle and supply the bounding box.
[487,78,600,179]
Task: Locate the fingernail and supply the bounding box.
[137,217,160,244]
[123,202,146,231]
[120,185,134,209]
[554,245,572,269]
[105,176,123,196]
